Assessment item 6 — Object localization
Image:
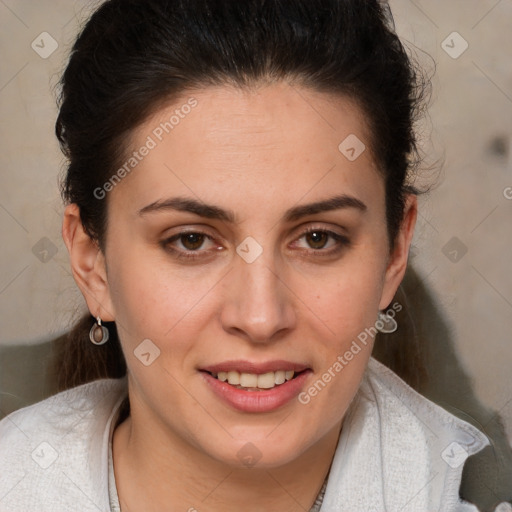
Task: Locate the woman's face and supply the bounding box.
[85,82,415,467]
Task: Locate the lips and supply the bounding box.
[199,360,312,412]
[200,370,311,412]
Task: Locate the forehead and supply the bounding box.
[109,82,382,217]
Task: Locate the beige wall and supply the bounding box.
[0,0,511,443]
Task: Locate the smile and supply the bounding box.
[200,361,312,412]
[209,369,296,390]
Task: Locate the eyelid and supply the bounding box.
[160,223,350,261]
[293,222,349,237]
[160,229,221,260]
[290,226,350,252]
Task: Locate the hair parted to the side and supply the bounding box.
[53,0,432,392]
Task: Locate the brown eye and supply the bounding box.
[160,230,221,262]
[305,231,329,249]
[292,227,350,257]
[180,233,205,250]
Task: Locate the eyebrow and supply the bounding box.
[137,194,367,223]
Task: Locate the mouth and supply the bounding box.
[199,360,312,412]
[204,368,306,391]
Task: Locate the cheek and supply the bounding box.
[297,267,384,427]
[106,245,223,353]
[310,255,387,343]
[305,246,388,401]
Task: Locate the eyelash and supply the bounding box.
[160,227,350,261]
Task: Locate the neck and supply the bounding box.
[113,405,342,512]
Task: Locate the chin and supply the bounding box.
[199,431,315,470]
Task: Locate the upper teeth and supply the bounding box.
[213,370,295,389]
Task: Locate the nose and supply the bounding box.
[220,252,297,345]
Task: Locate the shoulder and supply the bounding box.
[0,378,127,512]
[322,358,490,512]
[364,357,489,445]
[0,378,126,447]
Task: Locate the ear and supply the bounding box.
[62,203,115,321]
[378,194,417,311]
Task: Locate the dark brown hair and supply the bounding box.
[53,0,431,392]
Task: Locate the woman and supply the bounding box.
[0,1,502,510]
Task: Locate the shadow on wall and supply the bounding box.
[0,265,510,509]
